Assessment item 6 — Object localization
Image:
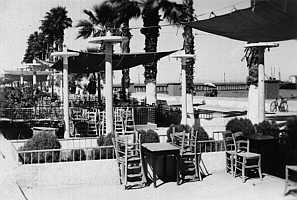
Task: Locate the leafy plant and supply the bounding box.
[226,118,255,137]
[255,120,279,138]
[194,126,209,141]
[167,124,191,142]
[19,132,61,163]
[69,149,86,161]
[97,133,114,146]
[139,129,160,143]
[95,133,115,159]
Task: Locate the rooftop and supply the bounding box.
[1,152,296,200]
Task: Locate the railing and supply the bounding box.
[18,146,115,165]
[197,140,225,153]
[1,106,63,120]
[17,138,225,165]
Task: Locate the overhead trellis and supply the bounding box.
[51,49,178,73]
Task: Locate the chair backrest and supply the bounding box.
[172,128,198,155]
[232,132,249,153]
[88,111,97,122]
[113,134,141,160]
[222,130,235,151]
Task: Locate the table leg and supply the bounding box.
[152,155,157,188]
[141,149,148,185]
[163,155,167,179]
[176,153,180,185]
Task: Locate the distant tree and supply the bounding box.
[40,6,72,51]
[140,0,186,105]
[23,32,48,63]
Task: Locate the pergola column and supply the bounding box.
[51,46,79,139]
[171,54,196,126]
[20,74,24,86]
[89,31,124,135]
[245,42,278,124]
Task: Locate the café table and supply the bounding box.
[141,143,180,188]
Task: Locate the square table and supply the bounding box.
[141,143,180,188]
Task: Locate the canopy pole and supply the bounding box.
[245,42,278,123]
[88,31,124,135]
[105,43,113,134]
[171,54,196,126]
[51,46,79,139]
[181,65,187,125]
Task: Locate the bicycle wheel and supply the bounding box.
[279,102,288,112]
[270,101,277,112]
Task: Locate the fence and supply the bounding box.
[17,139,225,165]
[1,106,63,120]
[18,146,115,165]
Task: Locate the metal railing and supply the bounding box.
[18,146,115,165]
[197,140,225,153]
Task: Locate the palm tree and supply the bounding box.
[23,32,48,63]
[40,6,72,52]
[140,0,184,105]
[163,0,196,126]
[76,0,140,100]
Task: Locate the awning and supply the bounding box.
[51,49,178,73]
[187,0,297,42]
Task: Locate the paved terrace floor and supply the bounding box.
[1,152,296,200]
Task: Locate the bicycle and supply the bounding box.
[270,97,288,112]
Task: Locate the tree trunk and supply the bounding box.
[97,72,101,104]
[121,21,131,101]
[182,0,195,126]
[141,9,160,105]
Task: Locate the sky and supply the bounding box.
[1,0,297,84]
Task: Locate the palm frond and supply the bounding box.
[76,20,95,39]
[83,9,98,25]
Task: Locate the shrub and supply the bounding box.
[286,117,297,151]
[92,147,114,160]
[139,129,160,143]
[167,124,191,142]
[255,120,279,138]
[96,133,115,159]
[68,149,86,161]
[20,132,61,163]
[97,133,114,146]
[194,126,209,141]
[226,118,255,137]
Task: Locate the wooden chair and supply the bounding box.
[222,131,236,175]
[284,165,297,195]
[112,134,146,189]
[232,132,262,182]
[87,111,99,136]
[171,129,202,182]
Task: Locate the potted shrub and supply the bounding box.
[19,132,61,164]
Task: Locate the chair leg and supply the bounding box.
[233,157,237,177]
[118,163,122,184]
[196,155,202,181]
[231,155,234,175]
[284,166,288,195]
[258,156,262,180]
[242,158,246,183]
